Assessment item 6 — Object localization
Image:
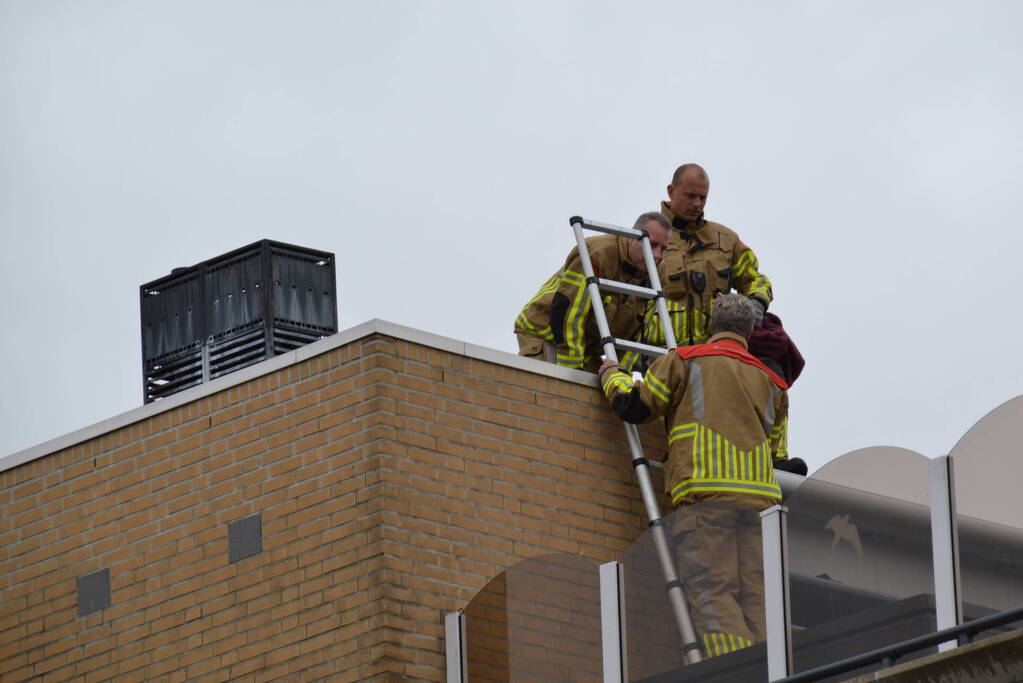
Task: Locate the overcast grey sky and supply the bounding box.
[2,1,1022,474]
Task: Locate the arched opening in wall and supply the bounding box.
[463,554,601,682]
[951,395,1023,643]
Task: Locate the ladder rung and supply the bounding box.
[596,278,659,300]
[570,216,646,240]
[613,338,670,358]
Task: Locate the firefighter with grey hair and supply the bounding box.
[598,293,793,658]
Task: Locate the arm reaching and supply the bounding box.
[599,351,681,424]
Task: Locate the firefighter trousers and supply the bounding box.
[671,503,766,658]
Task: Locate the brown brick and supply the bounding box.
[0,332,662,682]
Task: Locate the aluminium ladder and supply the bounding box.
[569,216,703,666]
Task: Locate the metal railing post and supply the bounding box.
[445,611,467,683]
[929,455,963,652]
[600,561,627,683]
[762,504,793,681]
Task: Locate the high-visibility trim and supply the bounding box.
[643,298,710,348]
[770,416,789,459]
[762,384,778,434]
[668,423,697,444]
[671,480,782,505]
[703,633,716,657]
[670,423,781,505]
[556,353,584,369]
[516,274,560,341]
[525,274,559,304]
[515,312,555,342]
[644,369,670,405]
[687,363,704,420]
[732,250,772,300]
[560,269,591,369]
[731,250,756,278]
[602,370,634,397]
[701,631,753,657]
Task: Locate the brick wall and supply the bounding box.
[0,323,669,682]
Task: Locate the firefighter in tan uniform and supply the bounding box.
[645,163,773,348]
[598,294,790,658]
[515,212,671,371]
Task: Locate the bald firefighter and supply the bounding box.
[645,163,773,348]
[598,294,789,657]
[515,212,671,371]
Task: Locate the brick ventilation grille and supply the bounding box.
[0,334,667,681]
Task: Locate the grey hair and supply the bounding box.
[709,293,755,338]
[633,211,670,233]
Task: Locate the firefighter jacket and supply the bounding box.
[600,331,787,510]
[644,203,773,347]
[515,234,648,371]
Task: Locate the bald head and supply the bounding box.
[671,163,709,185]
[667,164,710,221]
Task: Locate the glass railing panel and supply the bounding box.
[951,396,1023,641]
[464,554,602,682]
[465,569,510,682]
[622,502,768,682]
[785,447,935,679]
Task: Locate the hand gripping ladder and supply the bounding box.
[569,216,703,666]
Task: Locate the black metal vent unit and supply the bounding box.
[140,240,337,403]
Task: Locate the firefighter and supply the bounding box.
[515,212,671,371]
[645,163,773,348]
[598,294,789,657]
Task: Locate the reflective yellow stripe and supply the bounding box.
[668,423,697,444]
[732,250,771,299]
[517,274,560,341]
[526,274,559,304]
[771,416,788,459]
[602,370,633,397]
[671,479,782,505]
[556,354,583,368]
[645,371,670,404]
[700,632,753,658]
[670,424,781,504]
[706,633,716,657]
[732,251,762,278]
[560,269,590,367]
[516,312,555,342]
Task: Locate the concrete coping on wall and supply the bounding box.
[0,319,601,475]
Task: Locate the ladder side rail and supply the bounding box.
[636,231,678,350]
[570,223,620,362]
[624,423,702,664]
[572,218,702,664]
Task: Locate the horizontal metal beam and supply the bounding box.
[570,216,646,240]
[596,278,660,300]
[613,338,670,358]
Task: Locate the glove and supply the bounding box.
[750,298,766,327]
[773,457,807,476]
